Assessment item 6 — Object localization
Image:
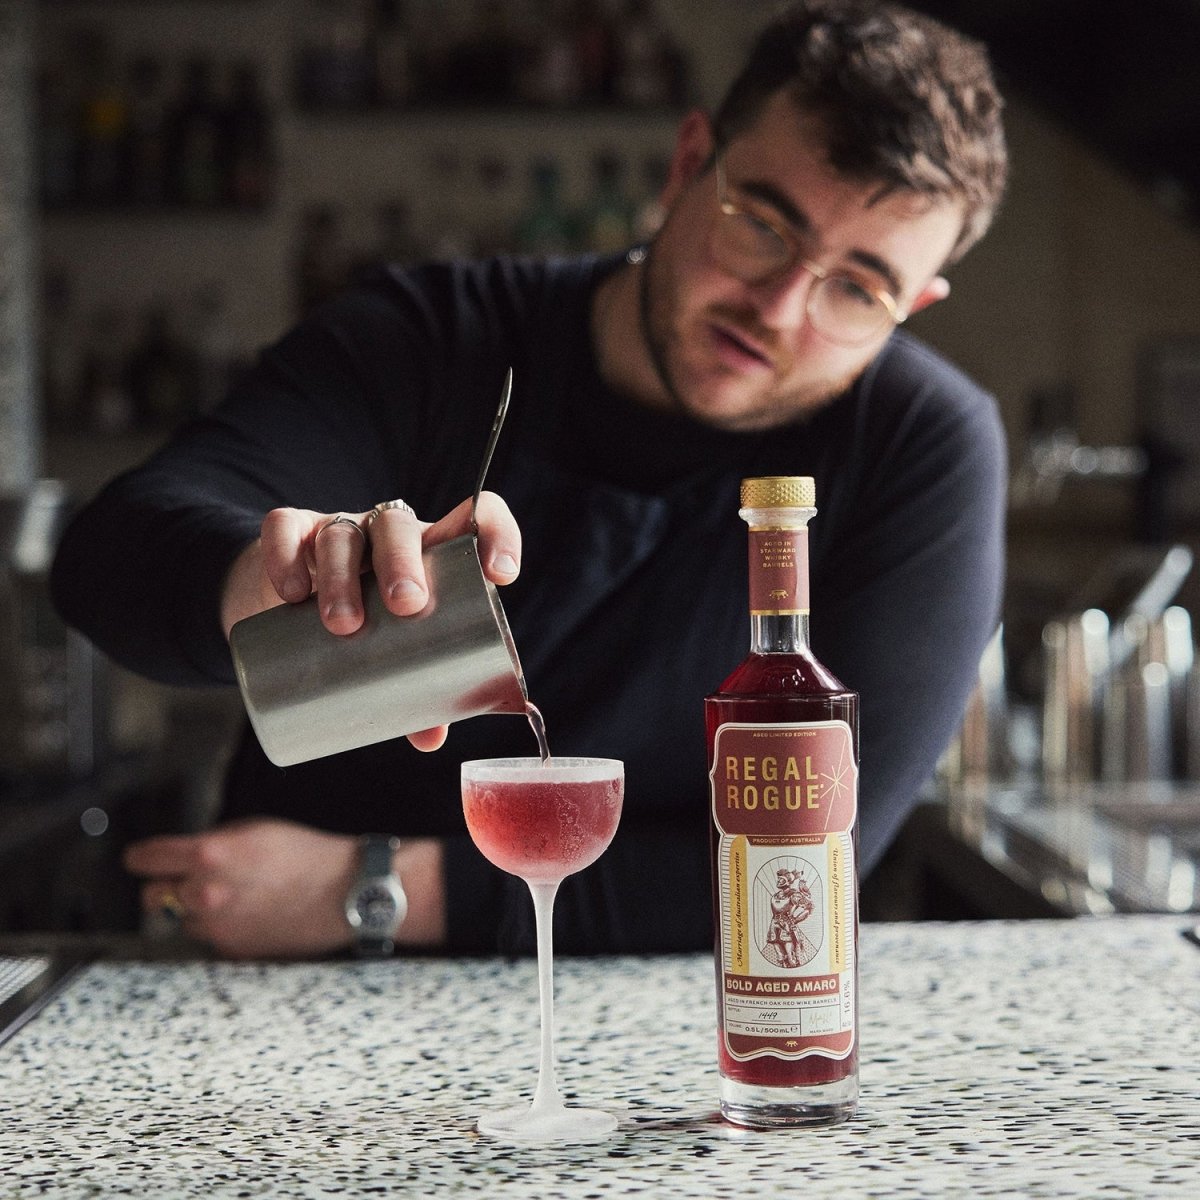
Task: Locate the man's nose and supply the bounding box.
[748,260,819,329]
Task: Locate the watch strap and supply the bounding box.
[349,835,405,957]
[361,833,398,879]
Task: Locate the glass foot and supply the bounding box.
[477,1102,618,1145]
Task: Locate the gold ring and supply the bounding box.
[160,891,186,920]
[366,499,416,527]
[317,513,368,543]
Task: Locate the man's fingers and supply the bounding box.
[423,492,521,586]
[368,503,429,616]
[256,495,520,638]
[406,725,449,752]
[313,514,371,633]
[124,835,203,877]
[259,508,318,604]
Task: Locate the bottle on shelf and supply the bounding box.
[580,150,633,253]
[445,0,521,104]
[167,57,226,207]
[294,204,351,316]
[518,0,582,107]
[123,55,170,207]
[572,0,618,104]
[611,0,686,107]
[370,0,416,108]
[425,150,476,259]
[76,28,129,207]
[36,61,82,209]
[473,155,518,255]
[40,268,81,432]
[705,476,860,1129]
[631,151,669,241]
[352,199,422,273]
[125,302,199,430]
[186,282,242,415]
[514,157,576,254]
[408,0,455,104]
[223,61,275,208]
[296,0,373,110]
[77,307,136,435]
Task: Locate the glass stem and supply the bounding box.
[527,881,563,1113]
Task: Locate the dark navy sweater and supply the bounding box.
[51,253,1006,954]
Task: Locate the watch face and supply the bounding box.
[353,884,400,934]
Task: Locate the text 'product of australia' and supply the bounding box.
[705,476,860,1130]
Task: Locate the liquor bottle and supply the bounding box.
[126,303,198,430]
[76,29,129,207]
[294,204,350,316]
[580,150,633,253]
[167,57,224,206]
[223,62,275,208]
[520,0,580,108]
[514,158,576,254]
[37,62,82,209]
[611,0,674,107]
[705,476,859,1128]
[371,0,415,108]
[124,56,170,208]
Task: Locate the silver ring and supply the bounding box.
[317,513,368,543]
[366,499,416,527]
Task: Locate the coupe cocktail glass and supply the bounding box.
[461,756,624,1144]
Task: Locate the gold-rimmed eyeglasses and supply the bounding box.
[712,156,907,347]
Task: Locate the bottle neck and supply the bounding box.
[751,612,811,655]
[741,503,815,656]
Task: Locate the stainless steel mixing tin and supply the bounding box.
[229,534,527,767]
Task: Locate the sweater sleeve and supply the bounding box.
[812,337,1008,873]
[50,288,426,686]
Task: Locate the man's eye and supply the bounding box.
[826,275,880,309]
[736,211,787,253]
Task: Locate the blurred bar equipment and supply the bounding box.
[938,626,1009,848]
[1042,608,1110,787]
[940,626,1008,789]
[1010,384,1148,510]
[0,480,109,779]
[1043,545,1194,790]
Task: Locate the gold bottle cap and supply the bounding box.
[740,476,816,508]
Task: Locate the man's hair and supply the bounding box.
[712,0,1008,263]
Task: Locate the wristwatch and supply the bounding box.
[344,835,408,956]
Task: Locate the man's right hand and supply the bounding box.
[219,490,522,751]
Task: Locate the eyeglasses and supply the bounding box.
[712,156,907,346]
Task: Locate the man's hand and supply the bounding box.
[220,490,521,751]
[124,818,445,960]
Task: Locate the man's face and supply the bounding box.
[640,94,965,432]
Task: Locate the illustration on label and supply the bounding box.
[758,855,821,968]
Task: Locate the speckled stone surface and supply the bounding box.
[1,916,1198,1197]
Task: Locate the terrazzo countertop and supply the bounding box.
[1,916,1198,1198]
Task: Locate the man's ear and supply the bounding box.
[906,275,951,316]
[659,109,716,208]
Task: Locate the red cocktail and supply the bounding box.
[461,756,624,1143]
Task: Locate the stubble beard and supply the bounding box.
[636,241,871,433]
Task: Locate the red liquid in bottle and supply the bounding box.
[706,654,859,1092]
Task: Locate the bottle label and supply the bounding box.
[747,526,809,615]
[710,720,857,1061]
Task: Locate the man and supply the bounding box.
[51,0,1008,959]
